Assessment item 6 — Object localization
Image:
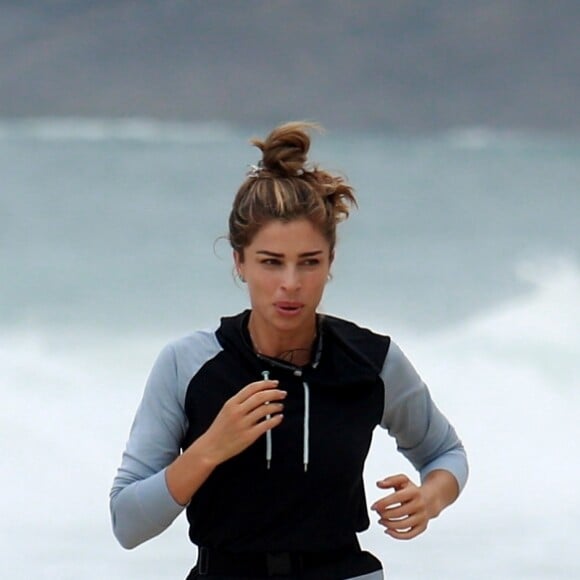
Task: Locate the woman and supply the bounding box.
[110,122,468,579]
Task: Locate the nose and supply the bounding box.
[280,265,301,292]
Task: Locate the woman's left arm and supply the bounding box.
[373,340,468,539]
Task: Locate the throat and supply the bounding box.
[247,316,316,366]
[266,347,311,366]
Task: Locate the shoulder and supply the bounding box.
[148,328,224,402]
[166,326,223,371]
[380,340,424,398]
[321,314,391,373]
[166,328,223,364]
[322,314,389,340]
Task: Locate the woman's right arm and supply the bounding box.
[109,342,190,549]
[110,334,285,549]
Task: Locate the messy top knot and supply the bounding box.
[251,121,311,176]
[229,121,357,257]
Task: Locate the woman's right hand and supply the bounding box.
[197,379,286,465]
[167,379,285,505]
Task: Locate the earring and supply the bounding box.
[238,272,246,283]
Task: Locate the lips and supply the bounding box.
[274,302,304,316]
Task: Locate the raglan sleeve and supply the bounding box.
[379,340,468,492]
[109,343,188,549]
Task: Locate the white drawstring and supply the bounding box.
[261,371,272,469]
[261,372,310,472]
[303,381,310,472]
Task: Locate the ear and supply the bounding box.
[233,250,244,276]
[329,250,335,266]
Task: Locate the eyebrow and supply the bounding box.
[256,250,324,258]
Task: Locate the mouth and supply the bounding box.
[274,302,304,316]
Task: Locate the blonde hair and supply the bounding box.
[229,121,357,258]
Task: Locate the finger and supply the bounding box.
[385,521,427,541]
[376,474,411,490]
[378,502,415,521]
[371,482,419,512]
[247,413,284,440]
[386,486,420,507]
[371,487,413,512]
[379,518,412,534]
[239,388,287,414]
[386,528,421,540]
[245,401,285,425]
[234,380,281,402]
[379,510,422,529]
[371,494,401,514]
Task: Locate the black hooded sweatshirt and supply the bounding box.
[182,310,389,552]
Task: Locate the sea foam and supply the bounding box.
[1,258,578,578]
[362,256,580,578]
[0,117,235,144]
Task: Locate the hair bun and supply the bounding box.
[231,120,357,255]
[251,121,320,176]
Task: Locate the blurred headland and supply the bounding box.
[1,0,579,133]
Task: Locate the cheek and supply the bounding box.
[309,273,329,295]
[246,276,274,299]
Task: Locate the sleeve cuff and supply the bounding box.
[419,448,469,493]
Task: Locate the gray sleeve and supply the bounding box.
[109,331,222,549]
[380,341,468,492]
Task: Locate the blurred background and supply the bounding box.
[1,2,579,579]
[2,0,580,132]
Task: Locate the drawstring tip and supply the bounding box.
[267,460,271,470]
[304,463,308,473]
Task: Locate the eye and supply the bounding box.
[261,258,282,266]
[301,258,321,267]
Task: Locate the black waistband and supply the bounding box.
[195,540,365,577]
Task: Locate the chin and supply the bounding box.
[273,307,315,330]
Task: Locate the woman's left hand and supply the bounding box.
[371,474,433,540]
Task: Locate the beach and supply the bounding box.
[1,119,579,578]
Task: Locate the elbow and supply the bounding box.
[452,440,469,492]
[111,512,144,550]
[114,530,141,551]
[109,470,184,548]
[110,495,143,550]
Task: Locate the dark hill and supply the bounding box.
[1,0,579,132]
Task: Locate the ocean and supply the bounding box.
[1,118,579,579]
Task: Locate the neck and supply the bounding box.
[248,312,317,366]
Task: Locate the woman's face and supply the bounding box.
[234,218,332,337]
